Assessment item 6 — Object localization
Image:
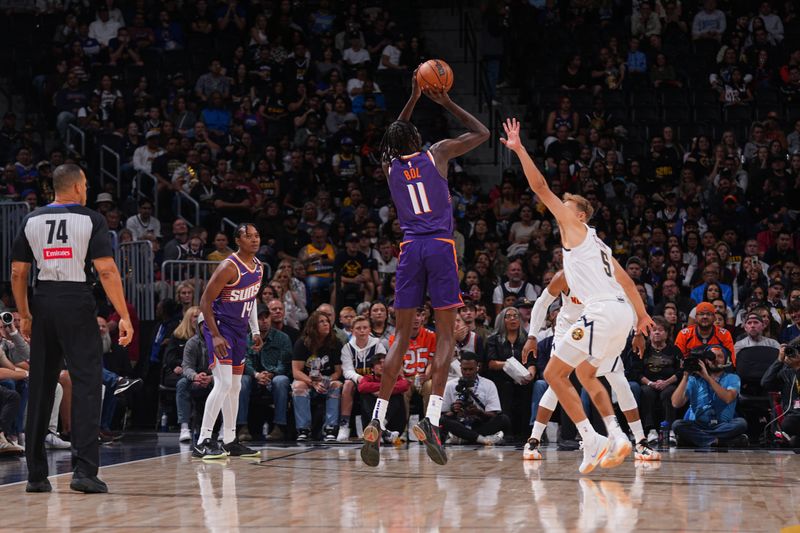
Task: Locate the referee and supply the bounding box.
[10,163,133,494]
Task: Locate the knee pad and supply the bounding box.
[539,386,559,411]
[607,372,638,412]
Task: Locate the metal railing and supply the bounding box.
[220,217,238,234]
[66,124,85,158]
[461,11,504,167]
[108,230,119,253]
[176,191,200,227]
[0,202,28,281]
[135,171,159,215]
[100,145,122,199]
[161,260,221,304]
[116,240,156,320]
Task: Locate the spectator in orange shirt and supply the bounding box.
[388,308,436,416]
[675,302,736,366]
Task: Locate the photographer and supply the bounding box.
[0,344,27,450]
[0,312,29,444]
[760,341,800,446]
[0,311,30,366]
[675,302,736,365]
[441,352,511,445]
[671,345,748,447]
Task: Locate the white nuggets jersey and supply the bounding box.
[554,290,585,340]
[562,225,625,304]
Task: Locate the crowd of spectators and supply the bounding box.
[0,0,799,449]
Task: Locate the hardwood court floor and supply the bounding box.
[1,442,799,532]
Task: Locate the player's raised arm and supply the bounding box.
[501,118,584,244]
[397,66,422,122]
[611,255,655,336]
[426,88,490,171]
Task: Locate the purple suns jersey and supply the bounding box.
[213,253,263,331]
[388,151,453,239]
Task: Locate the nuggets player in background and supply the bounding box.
[360,68,489,467]
[502,118,655,475]
[193,224,264,460]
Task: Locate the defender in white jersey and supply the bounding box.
[521,271,660,462]
[502,118,655,474]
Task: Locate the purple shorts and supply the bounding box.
[202,320,248,375]
[395,238,463,310]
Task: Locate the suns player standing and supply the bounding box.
[193,224,264,460]
[360,71,489,467]
[521,271,660,463]
[501,118,655,474]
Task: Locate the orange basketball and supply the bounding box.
[416,59,454,92]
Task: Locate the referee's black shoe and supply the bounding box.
[413,417,448,465]
[192,438,227,460]
[114,377,143,396]
[221,439,260,458]
[70,476,108,494]
[26,479,52,493]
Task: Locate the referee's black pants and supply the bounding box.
[26,286,102,482]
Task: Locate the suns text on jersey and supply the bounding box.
[226,282,261,302]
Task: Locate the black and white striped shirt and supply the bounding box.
[11,203,113,287]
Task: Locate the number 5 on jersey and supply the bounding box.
[600,250,612,277]
[407,182,431,215]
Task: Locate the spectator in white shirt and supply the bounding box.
[492,260,538,316]
[749,1,783,43]
[377,34,406,71]
[346,68,381,99]
[125,198,162,240]
[342,32,371,69]
[88,5,122,47]
[734,312,781,351]
[132,130,165,174]
[692,0,726,42]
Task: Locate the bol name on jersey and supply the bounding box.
[388,151,453,239]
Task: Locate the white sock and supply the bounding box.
[426,395,444,426]
[199,363,233,445]
[372,398,388,429]
[181,422,189,431]
[603,415,625,440]
[629,419,645,443]
[576,419,597,442]
[530,421,546,442]
[221,374,242,444]
[199,427,213,443]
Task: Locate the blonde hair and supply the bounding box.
[562,193,594,220]
[173,306,200,340]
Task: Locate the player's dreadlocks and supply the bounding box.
[380,120,422,163]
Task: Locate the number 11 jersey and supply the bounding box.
[388,151,453,239]
[562,225,625,305]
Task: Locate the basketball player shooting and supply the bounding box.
[193,224,264,460]
[359,67,490,467]
[501,118,655,474]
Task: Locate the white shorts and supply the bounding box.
[554,298,634,369]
